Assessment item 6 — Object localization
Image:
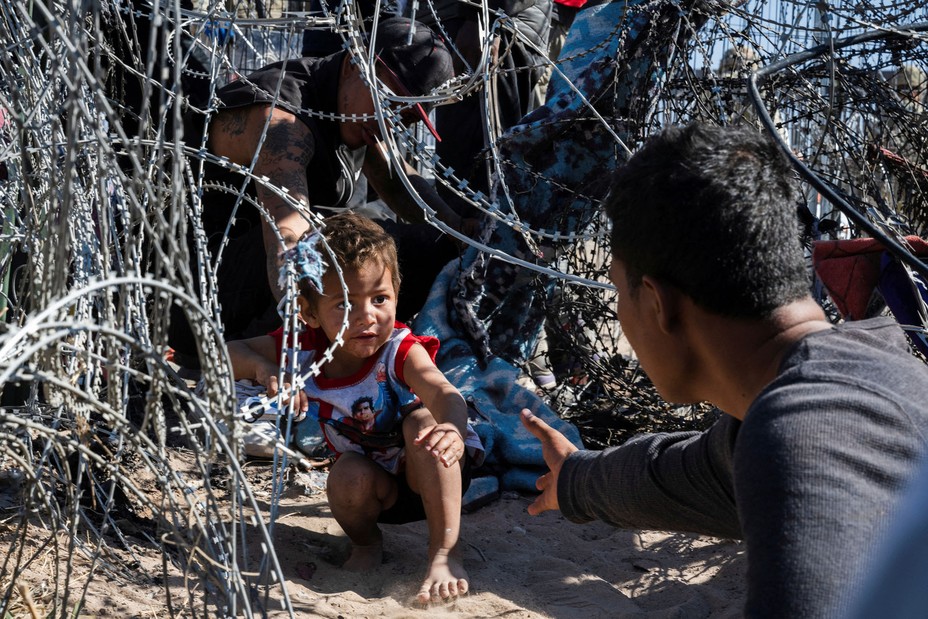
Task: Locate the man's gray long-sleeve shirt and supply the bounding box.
[558,317,928,618]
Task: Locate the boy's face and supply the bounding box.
[301,259,397,372]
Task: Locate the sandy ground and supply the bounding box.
[190,461,747,618]
[261,476,747,619]
[2,454,746,619]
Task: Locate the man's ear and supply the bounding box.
[640,275,681,335]
[297,296,321,329]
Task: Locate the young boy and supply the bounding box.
[227,212,482,604]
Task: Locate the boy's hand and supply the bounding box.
[415,423,465,468]
[520,408,577,516]
[258,363,309,416]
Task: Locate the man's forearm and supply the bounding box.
[256,182,312,301]
[253,116,315,300]
[363,146,463,231]
[407,172,463,231]
[558,418,742,539]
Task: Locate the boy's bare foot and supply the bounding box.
[416,548,468,604]
[343,542,383,572]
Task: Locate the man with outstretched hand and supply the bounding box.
[520,122,928,618]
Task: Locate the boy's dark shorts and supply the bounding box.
[377,452,474,525]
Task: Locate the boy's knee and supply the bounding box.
[327,455,379,496]
[402,406,437,442]
[326,454,397,509]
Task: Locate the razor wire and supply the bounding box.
[0,0,927,616]
[534,0,928,445]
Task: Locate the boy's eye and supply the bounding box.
[373,295,387,305]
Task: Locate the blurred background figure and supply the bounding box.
[407,0,552,221]
[873,63,928,234]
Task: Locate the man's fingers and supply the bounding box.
[527,495,547,517]
[535,472,548,492]
[524,471,553,517]
[520,408,553,438]
[522,409,568,516]
[526,500,540,517]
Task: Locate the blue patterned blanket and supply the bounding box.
[413,0,718,495]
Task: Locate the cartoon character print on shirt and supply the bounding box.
[348,395,377,431]
[342,363,396,434]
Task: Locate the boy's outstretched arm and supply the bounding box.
[227,335,309,414]
[402,343,468,468]
[400,342,471,603]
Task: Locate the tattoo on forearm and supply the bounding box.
[262,123,313,168]
[257,168,311,219]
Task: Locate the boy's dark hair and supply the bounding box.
[299,212,401,301]
[605,122,809,318]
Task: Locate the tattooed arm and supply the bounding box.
[210,105,314,300]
